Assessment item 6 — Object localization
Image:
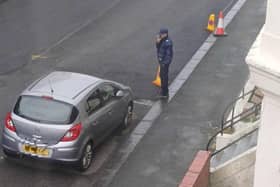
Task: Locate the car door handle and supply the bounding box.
[108,110,112,115]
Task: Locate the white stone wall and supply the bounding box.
[259,0,280,73]
[246,0,280,186]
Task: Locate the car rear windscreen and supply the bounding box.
[14,95,78,124]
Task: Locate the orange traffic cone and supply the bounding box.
[214,11,227,36]
[206,14,215,32]
[152,66,161,87]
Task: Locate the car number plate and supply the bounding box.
[22,144,49,156]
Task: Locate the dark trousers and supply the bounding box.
[160,64,169,96]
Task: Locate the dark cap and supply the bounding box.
[159,28,168,35]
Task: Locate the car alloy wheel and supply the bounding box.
[123,104,133,129]
[79,142,93,171]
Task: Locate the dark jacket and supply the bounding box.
[156,36,173,65]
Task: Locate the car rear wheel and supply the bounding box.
[122,103,133,129]
[77,142,93,171]
[3,148,20,159]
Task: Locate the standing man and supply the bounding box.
[156,28,173,98]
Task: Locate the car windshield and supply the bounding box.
[14,95,78,124]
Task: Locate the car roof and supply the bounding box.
[25,71,101,101]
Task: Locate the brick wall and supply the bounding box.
[178,151,211,187]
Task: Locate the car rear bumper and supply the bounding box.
[2,130,82,162]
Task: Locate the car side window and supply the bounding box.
[86,90,102,115]
[100,84,116,104]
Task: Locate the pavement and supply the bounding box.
[95,0,267,186]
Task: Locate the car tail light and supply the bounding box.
[60,123,82,142]
[5,112,16,132]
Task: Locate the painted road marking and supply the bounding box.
[134,99,154,106]
[31,54,47,60]
[35,0,121,57]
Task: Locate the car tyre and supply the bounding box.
[3,148,20,159]
[121,102,133,130]
[77,142,93,171]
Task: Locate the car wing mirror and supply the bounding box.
[115,90,125,97]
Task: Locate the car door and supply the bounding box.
[99,84,126,130]
[85,89,109,144]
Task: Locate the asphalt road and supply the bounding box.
[0,0,233,186]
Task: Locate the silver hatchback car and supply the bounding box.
[2,71,133,171]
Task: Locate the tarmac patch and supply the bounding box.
[0,80,5,88]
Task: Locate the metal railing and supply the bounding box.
[206,87,262,152]
[221,88,258,135]
[211,127,258,157]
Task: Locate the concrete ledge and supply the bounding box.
[178,151,211,187]
[216,120,259,150]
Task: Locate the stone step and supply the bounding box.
[211,129,258,168]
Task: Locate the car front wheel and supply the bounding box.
[122,103,133,129]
